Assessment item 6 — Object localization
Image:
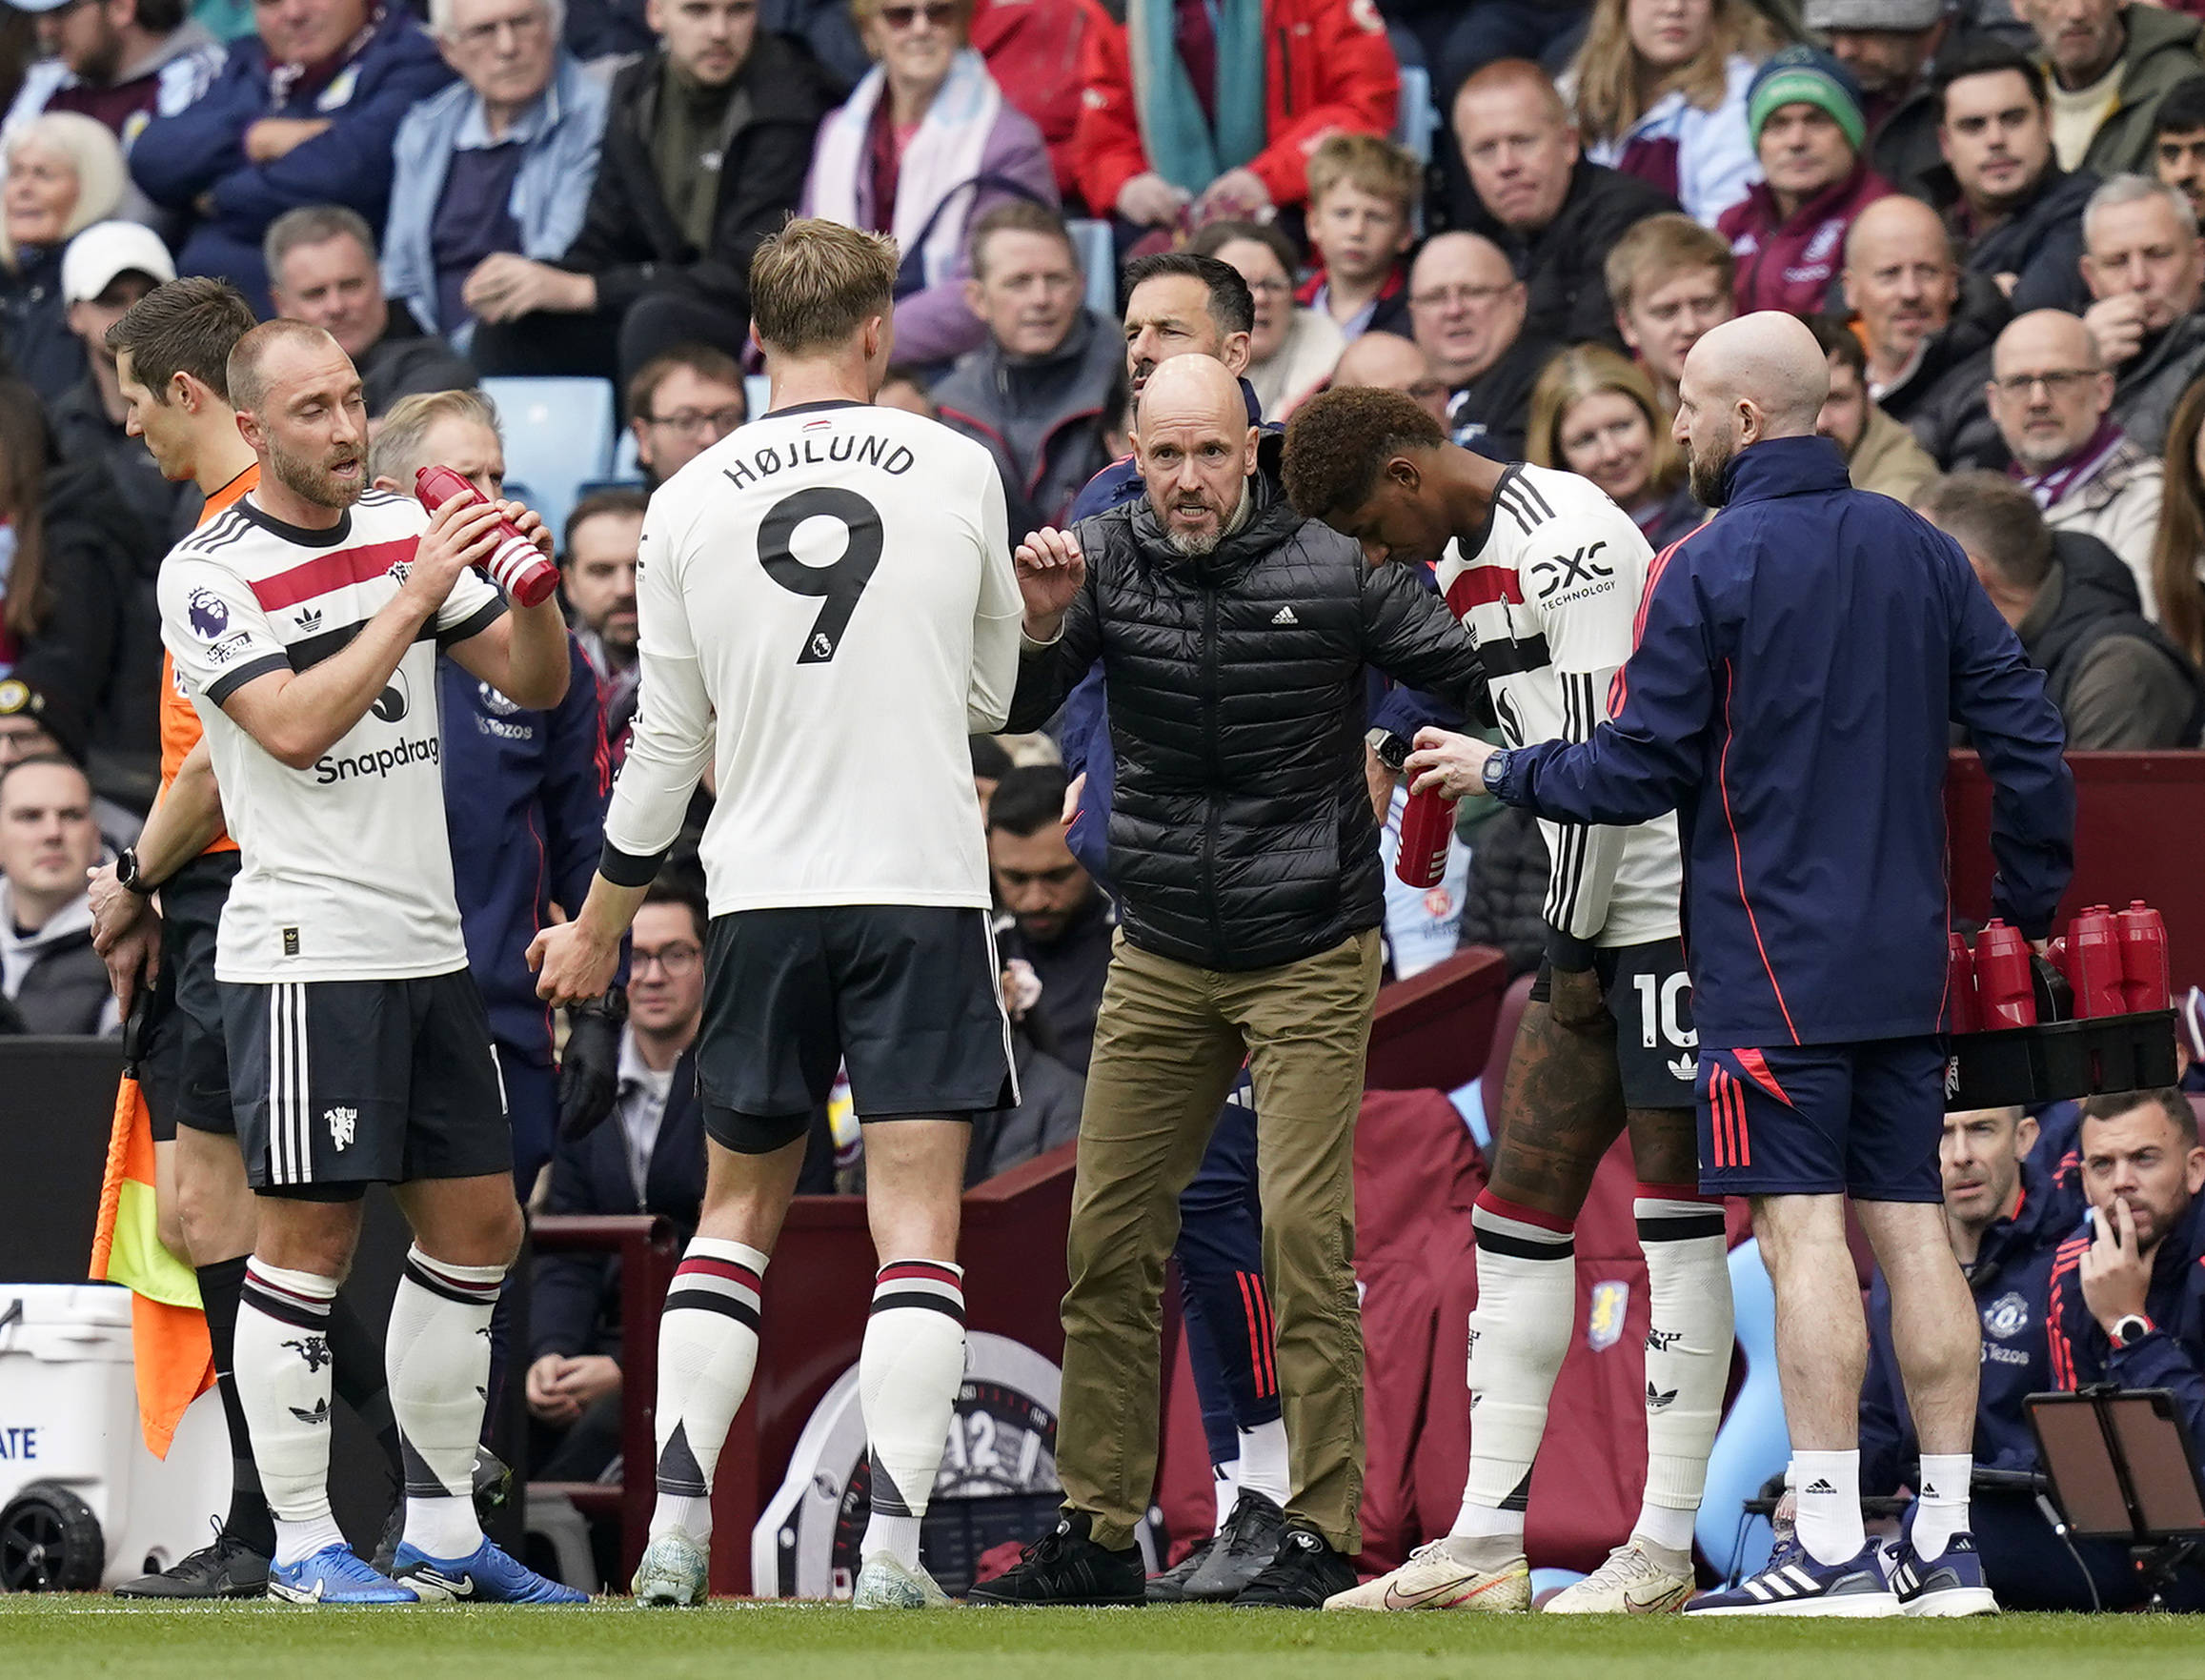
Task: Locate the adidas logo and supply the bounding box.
[1668,1055,1695,1082]
[1802,1478,1837,1495]
[1646,1383,1678,1410]
[294,608,322,632]
[288,1398,332,1427]
[1271,605,1299,625]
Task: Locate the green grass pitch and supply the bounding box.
[3,1599,2198,1679]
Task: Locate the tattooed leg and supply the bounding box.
[1443,989,1628,1558]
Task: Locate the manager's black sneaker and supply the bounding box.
[112,1524,269,1599]
[1232,1525,1357,1608]
[1183,1491,1286,1601]
[966,1511,1144,1606]
[1145,1536,1217,1604]
[1685,1538,1898,1617]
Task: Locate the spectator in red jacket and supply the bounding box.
[970,0,1088,202]
[1719,44,1893,314]
[1070,0,1397,233]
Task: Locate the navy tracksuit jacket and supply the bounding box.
[1495,435,2074,1049]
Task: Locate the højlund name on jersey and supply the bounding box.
[720,429,916,491]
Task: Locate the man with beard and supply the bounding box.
[558,488,646,743]
[1280,385,1724,1617]
[972,354,1487,1609]
[1396,312,2073,1615]
[157,318,577,1606]
[0,0,220,180]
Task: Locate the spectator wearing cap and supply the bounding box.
[131,0,455,313]
[2150,74,2205,220]
[380,0,609,351]
[1719,45,1895,314]
[1926,38,2096,318]
[799,0,1056,371]
[1810,0,1949,202]
[2080,173,2205,458]
[0,0,222,231]
[0,754,117,1034]
[266,205,477,418]
[0,677,138,851]
[20,225,188,819]
[48,221,186,540]
[2024,0,2202,178]
[1,111,127,406]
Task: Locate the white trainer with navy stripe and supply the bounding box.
[1684,1539,1899,1616]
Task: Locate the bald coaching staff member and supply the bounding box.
[1338,313,2074,1617]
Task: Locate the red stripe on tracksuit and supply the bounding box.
[1236,1271,1278,1400]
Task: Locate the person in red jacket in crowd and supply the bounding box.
[972,0,1090,202]
[1718,44,1892,314]
[1072,0,1397,232]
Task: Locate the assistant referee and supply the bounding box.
[1405,313,2074,1617]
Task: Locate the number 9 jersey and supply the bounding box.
[601,399,1025,913]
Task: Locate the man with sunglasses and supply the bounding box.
[1985,306,2163,598]
[468,0,840,387]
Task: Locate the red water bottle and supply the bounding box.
[414,465,560,607]
[2064,905,2125,1019]
[1947,932,1979,1034]
[1395,786,1455,889]
[1975,921,2037,1027]
[2117,901,2171,1012]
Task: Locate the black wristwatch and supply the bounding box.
[115,846,158,896]
[2109,1313,2154,1349]
[1366,727,1413,775]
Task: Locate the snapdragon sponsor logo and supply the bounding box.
[314,734,441,784]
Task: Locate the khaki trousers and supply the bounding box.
[1054,926,1382,1553]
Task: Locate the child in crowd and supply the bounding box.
[1296,132,1420,341]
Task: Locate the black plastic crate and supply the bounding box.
[1946,1009,2178,1110]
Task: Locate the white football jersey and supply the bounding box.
[603,400,1023,913]
[158,489,505,982]
[1435,462,1683,949]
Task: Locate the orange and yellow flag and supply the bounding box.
[90,1075,212,1457]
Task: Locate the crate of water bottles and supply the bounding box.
[1944,901,2179,1110]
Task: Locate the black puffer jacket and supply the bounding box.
[1006,475,1487,971]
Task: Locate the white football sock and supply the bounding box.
[1792,1448,1865,1566]
[1211,1461,1242,1534]
[1236,1418,1289,1507]
[650,1238,768,1545]
[1912,1453,1972,1561]
[388,1247,505,1560]
[1448,1194,1574,1557]
[1633,1192,1733,1556]
[860,1260,966,1570]
[235,1259,344,1567]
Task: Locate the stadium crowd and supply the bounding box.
[6,0,2205,1619]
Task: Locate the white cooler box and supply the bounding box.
[0,1283,227,1589]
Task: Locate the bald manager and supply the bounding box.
[1405,314,2074,1618]
[971,354,1487,1609]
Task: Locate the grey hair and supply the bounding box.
[2083,172,2199,250]
[263,204,377,289]
[428,0,566,47]
[368,388,505,487]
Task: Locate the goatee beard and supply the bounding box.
[1687,444,1733,509]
